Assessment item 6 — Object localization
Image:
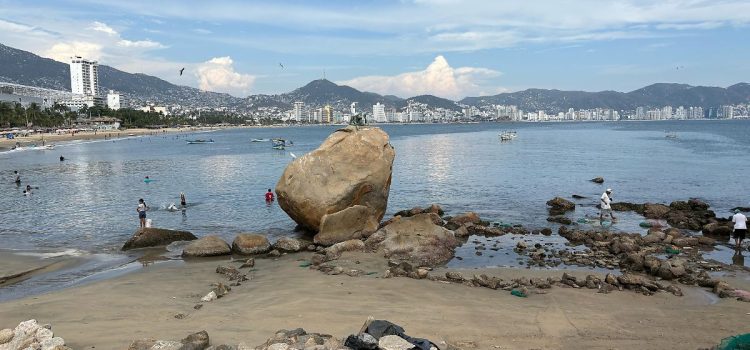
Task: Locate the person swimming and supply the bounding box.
[180,192,187,207]
[14,171,20,184]
[59,155,65,161]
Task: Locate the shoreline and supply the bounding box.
[0,250,748,349]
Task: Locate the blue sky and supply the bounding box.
[0,0,749,99]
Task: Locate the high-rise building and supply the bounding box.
[70,56,99,96]
[372,102,386,123]
[350,102,358,115]
[323,105,333,123]
[721,105,734,119]
[293,101,304,122]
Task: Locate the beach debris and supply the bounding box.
[0,319,70,349]
[510,289,528,298]
[232,233,271,255]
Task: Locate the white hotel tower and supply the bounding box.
[70,56,99,96]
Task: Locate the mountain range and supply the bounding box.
[1,43,748,114]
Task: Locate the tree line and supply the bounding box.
[0,102,284,129]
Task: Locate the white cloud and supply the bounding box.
[117,39,166,49]
[196,56,255,96]
[89,21,117,35]
[339,55,500,99]
[45,41,103,61]
[193,28,212,34]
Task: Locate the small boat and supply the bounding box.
[272,138,288,149]
[272,144,285,150]
[251,138,270,142]
[186,139,214,144]
[499,131,517,141]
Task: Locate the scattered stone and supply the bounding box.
[546,197,576,212]
[194,304,203,310]
[273,237,304,252]
[445,271,464,282]
[540,228,552,236]
[344,333,378,350]
[448,212,481,226]
[268,249,281,257]
[239,258,255,269]
[231,233,271,255]
[182,235,232,257]
[590,177,604,183]
[378,335,414,350]
[216,266,247,281]
[515,241,527,250]
[122,227,197,251]
[174,313,188,319]
[275,126,395,231]
[201,291,217,302]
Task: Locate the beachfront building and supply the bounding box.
[75,116,121,130]
[70,56,99,97]
[107,90,122,110]
[372,102,386,123]
[140,104,169,115]
[293,101,304,122]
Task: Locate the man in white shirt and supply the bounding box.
[600,188,616,224]
[732,209,747,248]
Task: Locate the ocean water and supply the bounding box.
[1,120,749,256]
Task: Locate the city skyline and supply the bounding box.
[0,1,749,98]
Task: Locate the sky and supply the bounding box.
[0,0,749,99]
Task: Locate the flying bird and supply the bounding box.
[279,62,284,69]
[179,67,185,76]
[676,66,685,70]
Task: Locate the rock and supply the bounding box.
[314,205,380,246]
[426,204,444,216]
[231,233,271,255]
[657,259,686,280]
[201,291,217,302]
[268,249,281,257]
[546,197,575,212]
[714,281,734,297]
[672,237,698,247]
[546,216,572,225]
[372,213,458,267]
[378,335,414,350]
[449,212,481,226]
[515,241,527,250]
[122,228,197,251]
[572,194,587,199]
[643,203,671,219]
[702,222,733,236]
[182,235,231,257]
[344,333,378,350]
[605,273,618,286]
[273,237,304,252]
[642,232,664,244]
[324,239,366,260]
[239,258,255,268]
[445,271,464,282]
[698,236,716,246]
[0,329,12,344]
[275,126,395,231]
[617,274,645,286]
[590,177,604,183]
[453,225,470,238]
[181,330,210,350]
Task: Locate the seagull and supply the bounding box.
[179,67,185,76]
[289,152,297,159]
[279,62,284,69]
[676,66,685,70]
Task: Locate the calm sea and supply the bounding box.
[1,121,749,274]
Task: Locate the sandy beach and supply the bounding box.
[0,126,226,151]
[1,250,748,349]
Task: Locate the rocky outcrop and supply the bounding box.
[0,319,70,350]
[121,228,197,251]
[275,126,395,232]
[643,203,671,219]
[365,213,458,267]
[231,233,271,255]
[314,205,379,246]
[182,235,231,257]
[546,197,575,215]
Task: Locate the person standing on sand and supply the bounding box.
[265,189,275,202]
[137,199,149,228]
[732,209,747,248]
[600,188,616,223]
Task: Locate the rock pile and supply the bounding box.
[0,319,70,350]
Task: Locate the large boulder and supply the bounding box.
[314,205,379,246]
[366,213,458,267]
[182,235,231,257]
[231,233,271,255]
[275,126,395,232]
[122,228,197,251]
[702,222,733,236]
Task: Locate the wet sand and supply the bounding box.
[0,251,748,349]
